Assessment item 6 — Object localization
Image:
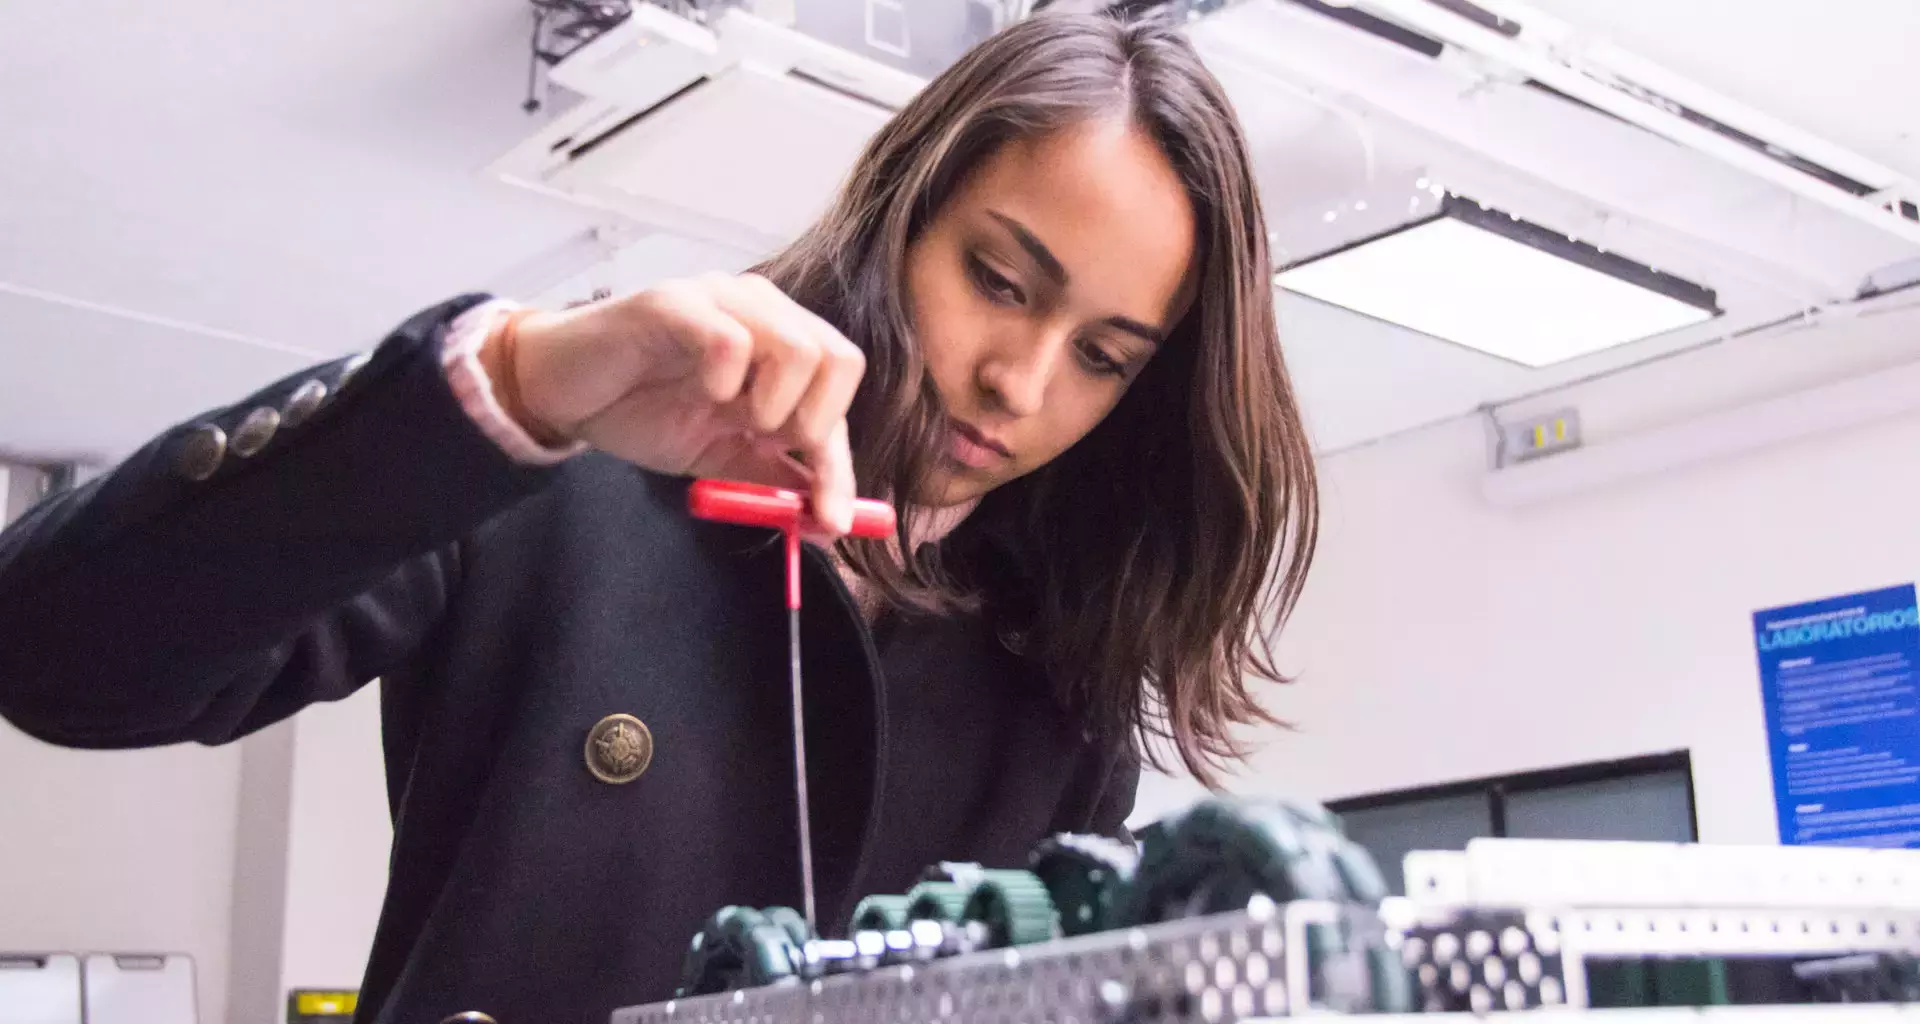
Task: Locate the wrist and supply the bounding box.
[480,309,572,448]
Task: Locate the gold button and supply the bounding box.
[585,713,653,784]
[230,407,281,458]
[174,424,228,482]
[338,351,372,389]
[282,379,329,428]
[439,1015,497,1024]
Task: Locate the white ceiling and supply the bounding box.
[0,0,597,460]
[3,0,1917,463]
[1199,0,1920,449]
[1523,0,1920,178]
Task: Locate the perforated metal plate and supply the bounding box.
[614,902,1307,1024]
[1393,903,1920,1013]
[1549,906,1920,958]
[1398,908,1569,1014]
[614,901,1920,1022]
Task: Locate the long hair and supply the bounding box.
[755,11,1317,788]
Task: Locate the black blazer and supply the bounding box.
[0,296,1137,1023]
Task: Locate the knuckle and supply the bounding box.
[701,320,750,359]
[692,271,737,298]
[791,411,834,449]
[793,426,831,454]
[634,283,684,317]
[748,274,804,310]
[788,333,823,367]
[751,402,789,432]
[763,327,816,365]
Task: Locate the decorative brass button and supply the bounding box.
[230,407,281,458]
[282,379,329,428]
[338,351,372,389]
[585,713,653,784]
[174,424,228,482]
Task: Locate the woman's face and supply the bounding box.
[905,118,1199,508]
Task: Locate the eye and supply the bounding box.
[1076,339,1130,379]
[965,253,1025,306]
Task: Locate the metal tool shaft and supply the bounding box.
[686,480,899,940]
[786,534,818,934]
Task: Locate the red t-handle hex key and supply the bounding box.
[687,479,897,934]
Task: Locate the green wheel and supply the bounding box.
[1029,834,1138,937]
[918,861,986,886]
[848,894,913,933]
[761,906,814,948]
[675,906,805,997]
[1116,797,1391,926]
[905,880,974,924]
[961,869,1059,947]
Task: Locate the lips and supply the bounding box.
[948,419,1011,470]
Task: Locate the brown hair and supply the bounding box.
[755,11,1316,787]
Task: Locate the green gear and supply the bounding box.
[848,894,913,933]
[961,869,1060,947]
[1029,834,1138,937]
[1115,797,1390,927]
[675,906,806,997]
[918,861,986,886]
[761,906,814,948]
[905,880,974,924]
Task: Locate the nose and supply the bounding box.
[975,326,1070,419]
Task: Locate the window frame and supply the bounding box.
[1326,750,1700,842]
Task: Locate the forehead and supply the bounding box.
[951,120,1198,326]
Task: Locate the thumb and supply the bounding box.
[688,433,813,493]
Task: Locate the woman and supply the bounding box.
[0,10,1314,1023]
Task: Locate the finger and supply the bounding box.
[691,432,812,492]
[800,419,856,537]
[789,331,866,454]
[686,300,754,404]
[629,283,755,404]
[708,275,823,434]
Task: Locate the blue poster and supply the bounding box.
[1753,584,1920,847]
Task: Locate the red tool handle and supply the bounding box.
[688,479,898,611]
[688,479,896,539]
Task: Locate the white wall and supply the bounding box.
[1178,303,1920,847]
[220,686,392,1024]
[0,727,242,1024]
[0,679,388,1024]
[277,685,391,1005]
[227,726,295,1024]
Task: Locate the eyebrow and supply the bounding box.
[985,209,1168,346]
[1104,315,1166,347]
[988,210,1068,287]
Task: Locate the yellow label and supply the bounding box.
[295,991,358,1015]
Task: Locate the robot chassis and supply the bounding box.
[614,797,1920,1023]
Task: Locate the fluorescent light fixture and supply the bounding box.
[1276,197,1721,368]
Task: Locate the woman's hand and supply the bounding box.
[501,273,867,535]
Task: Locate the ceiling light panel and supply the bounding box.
[1277,203,1720,367]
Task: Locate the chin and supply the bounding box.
[914,467,992,509]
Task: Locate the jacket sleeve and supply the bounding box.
[0,295,559,749]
